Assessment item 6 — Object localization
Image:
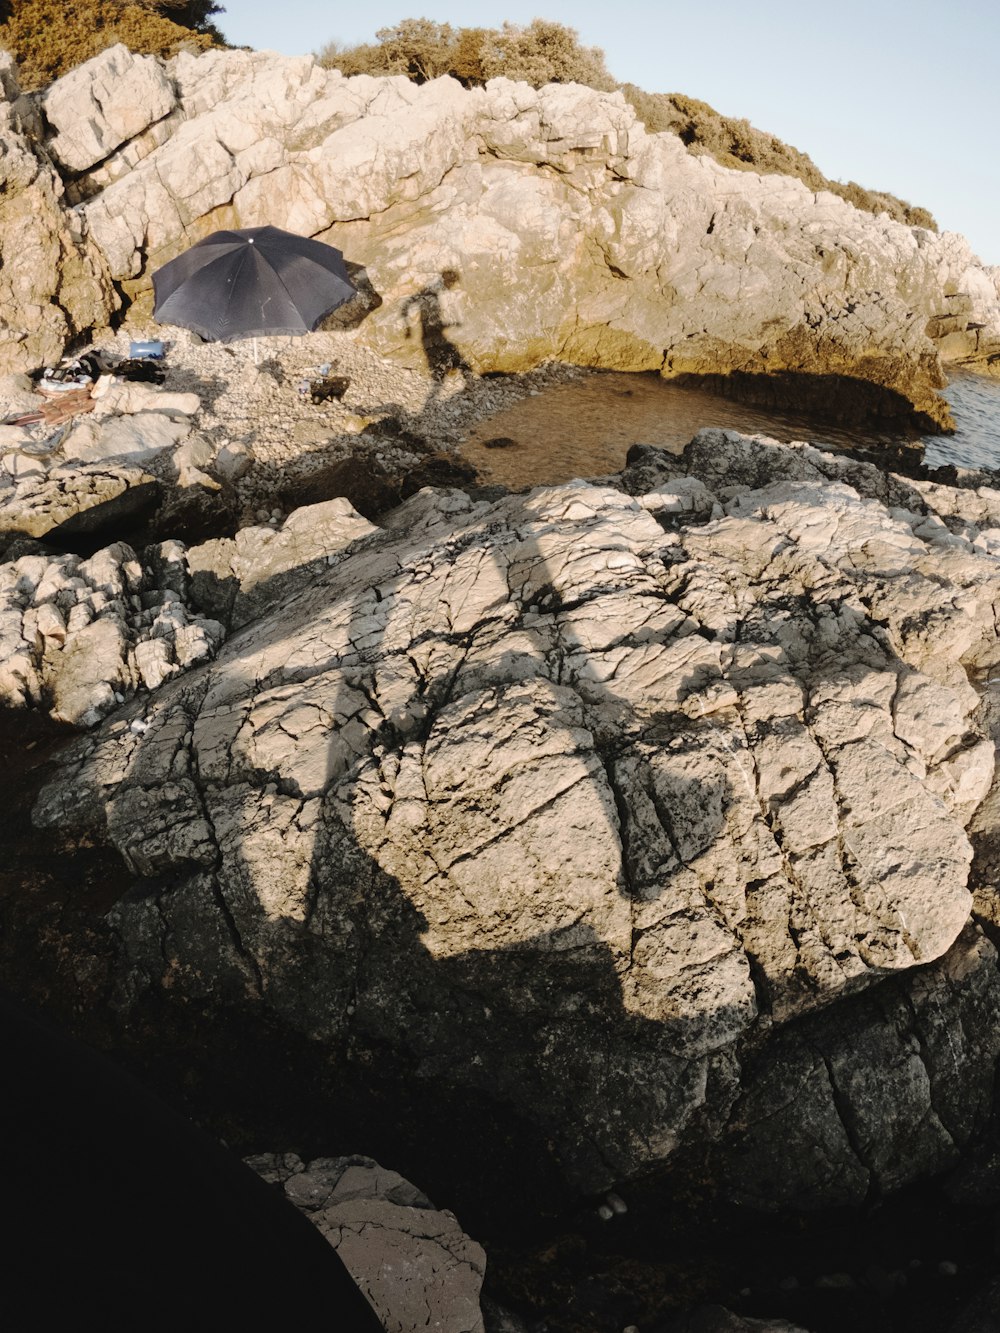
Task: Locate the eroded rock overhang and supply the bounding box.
[11,43,1000,426]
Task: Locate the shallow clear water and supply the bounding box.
[458,370,1000,489]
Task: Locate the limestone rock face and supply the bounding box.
[29,433,1000,1200]
[0,460,161,548]
[0,55,117,374]
[42,45,176,173]
[34,49,995,423]
[0,44,996,412]
[185,496,379,629]
[0,497,378,725]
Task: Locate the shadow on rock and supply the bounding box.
[9,456,1000,1280]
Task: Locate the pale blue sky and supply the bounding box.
[217,1,999,265]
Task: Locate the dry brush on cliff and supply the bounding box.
[0,0,222,88]
[317,17,936,233]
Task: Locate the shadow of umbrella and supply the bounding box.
[152,226,357,364]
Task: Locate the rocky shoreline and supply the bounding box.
[4,43,1000,419]
[6,395,1000,1328]
[4,35,1000,1333]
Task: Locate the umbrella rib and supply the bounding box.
[266,258,312,329]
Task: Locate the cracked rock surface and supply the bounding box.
[0,496,374,726]
[0,537,223,725]
[0,55,117,374]
[249,1153,486,1333]
[27,429,1000,1202]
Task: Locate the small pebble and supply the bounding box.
[606,1192,627,1215]
[114,691,125,703]
[129,719,148,735]
[939,1260,958,1277]
[816,1272,856,1290]
[597,1204,614,1221]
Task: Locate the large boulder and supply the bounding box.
[25,432,1000,1204]
[42,45,176,173]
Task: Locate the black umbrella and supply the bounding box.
[152,225,356,347]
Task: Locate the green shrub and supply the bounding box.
[318,19,480,84]
[134,0,224,40]
[478,19,615,90]
[318,17,613,91]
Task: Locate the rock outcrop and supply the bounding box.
[20,429,1000,1207]
[4,43,1000,423]
[41,45,175,174]
[0,537,225,724]
[0,55,117,375]
[0,492,380,725]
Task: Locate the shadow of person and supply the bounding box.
[400,270,473,401]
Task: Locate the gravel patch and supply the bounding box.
[87,323,587,516]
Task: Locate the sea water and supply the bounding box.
[459,369,1000,490]
[926,372,1000,470]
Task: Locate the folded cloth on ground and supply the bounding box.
[38,388,96,426]
[37,352,117,396]
[38,373,93,396]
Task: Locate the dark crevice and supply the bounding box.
[812,1042,879,1206]
[210,877,265,999]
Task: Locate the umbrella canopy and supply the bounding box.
[152,225,356,342]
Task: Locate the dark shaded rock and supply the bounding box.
[669,1308,810,1332]
[0,992,383,1331]
[275,443,477,519]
